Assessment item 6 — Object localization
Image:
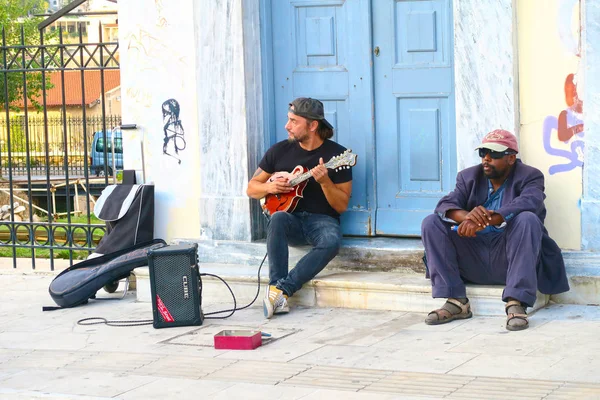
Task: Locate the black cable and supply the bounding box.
[75,251,268,325]
[202,273,236,319]
[200,214,271,318]
[77,317,153,327]
[202,252,267,318]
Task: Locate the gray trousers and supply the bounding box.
[421,211,543,307]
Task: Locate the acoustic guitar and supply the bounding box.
[261,149,358,216]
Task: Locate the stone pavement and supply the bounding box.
[1,272,600,399]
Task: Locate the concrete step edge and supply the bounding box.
[134,265,505,296]
[133,266,549,316]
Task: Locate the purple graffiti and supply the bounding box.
[542,114,584,175]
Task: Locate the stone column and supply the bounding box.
[194,0,264,242]
[453,0,519,170]
[581,0,600,250]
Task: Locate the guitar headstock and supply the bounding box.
[325,149,358,171]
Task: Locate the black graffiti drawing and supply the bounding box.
[162,98,186,164]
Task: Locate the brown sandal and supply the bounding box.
[505,300,529,331]
[425,298,473,325]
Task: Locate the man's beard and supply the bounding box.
[483,164,502,179]
[287,131,307,143]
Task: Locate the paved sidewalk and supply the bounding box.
[1,273,600,399]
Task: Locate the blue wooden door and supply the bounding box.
[271,0,375,235]
[373,0,456,235]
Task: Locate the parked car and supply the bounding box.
[90,129,123,176]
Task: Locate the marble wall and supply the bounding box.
[194,0,258,242]
[118,0,571,248]
[581,0,600,250]
[453,0,519,170]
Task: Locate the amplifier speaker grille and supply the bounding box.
[148,243,203,329]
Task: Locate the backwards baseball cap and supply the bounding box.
[289,97,334,130]
[475,129,519,153]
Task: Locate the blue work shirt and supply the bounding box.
[478,179,507,234]
[439,179,507,234]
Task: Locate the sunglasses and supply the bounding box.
[478,148,516,159]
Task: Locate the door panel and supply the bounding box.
[373,0,456,236]
[272,0,375,235]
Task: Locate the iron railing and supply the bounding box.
[0,22,119,269]
[0,115,121,176]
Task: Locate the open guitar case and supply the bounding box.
[45,181,162,310]
[46,239,166,309]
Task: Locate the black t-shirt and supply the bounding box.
[259,139,352,218]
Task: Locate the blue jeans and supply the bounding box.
[267,211,342,297]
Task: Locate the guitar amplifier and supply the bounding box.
[147,243,203,329]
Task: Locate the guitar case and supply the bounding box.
[46,239,166,309]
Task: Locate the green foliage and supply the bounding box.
[0,247,90,260]
[0,213,105,259]
[0,0,53,112]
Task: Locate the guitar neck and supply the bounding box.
[289,162,337,186]
[289,171,313,187]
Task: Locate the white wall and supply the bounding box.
[118,0,201,242]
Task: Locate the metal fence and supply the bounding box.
[0,114,121,177]
[1,22,119,269]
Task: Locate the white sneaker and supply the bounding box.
[274,295,290,315]
[263,285,289,319]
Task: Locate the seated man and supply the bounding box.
[246,98,353,319]
[421,129,569,331]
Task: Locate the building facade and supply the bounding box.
[118,0,600,252]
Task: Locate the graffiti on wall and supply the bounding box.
[542,73,584,174]
[542,0,583,175]
[162,99,186,164]
[155,0,167,27]
[123,26,189,113]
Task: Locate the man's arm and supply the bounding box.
[440,169,506,237]
[246,168,292,200]
[311,158,352,214]
[452,208,505,237]
[448,207,505,227]
[321,181,352,214]
[435,172,470,216]
[495,169,545,222]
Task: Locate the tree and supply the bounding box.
[0,0,52,111]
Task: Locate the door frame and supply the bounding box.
[258,0,377,236]
[256,0,457,238]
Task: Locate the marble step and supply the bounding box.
[134,240,600,315]
[175,237,427,274]
[134,264,549,317]
[551,252,600,306]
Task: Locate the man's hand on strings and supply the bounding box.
[266,172,294,194]
[311,158,332,185]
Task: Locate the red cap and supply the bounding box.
[475,129,519,153]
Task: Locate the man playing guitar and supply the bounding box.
[246,98,353,319]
